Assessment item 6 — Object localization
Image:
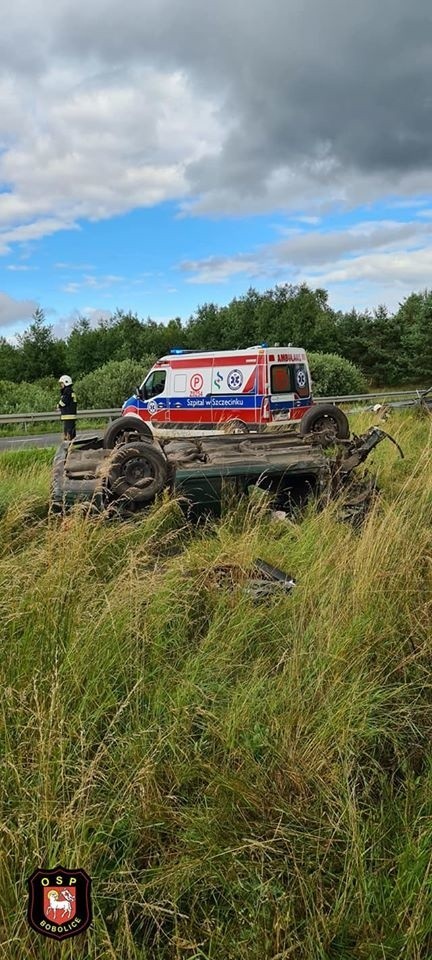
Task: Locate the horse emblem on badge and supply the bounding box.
[227,369,243,391]
[27,866,92,941]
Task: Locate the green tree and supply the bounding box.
[399,291,432,383]
[17,308,65,381]
[75,356,156,408]
[0,337,21,381]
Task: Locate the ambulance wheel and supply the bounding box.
[107,441,168,503]
[103,416,152,449]
[223,419,250,435]
[299,404,349,440]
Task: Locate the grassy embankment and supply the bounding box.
[0,411,432,959]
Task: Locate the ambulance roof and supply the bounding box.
[157,345,307,363]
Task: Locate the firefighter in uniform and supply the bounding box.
[58,375,77,441]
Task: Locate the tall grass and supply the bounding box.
[0,414,431,959]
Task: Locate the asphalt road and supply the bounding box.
[0,431,100,451]
[0,425,230,452]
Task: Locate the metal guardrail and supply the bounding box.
[315,389,423,404]
[0,408,121,425]
[0,389,427,425]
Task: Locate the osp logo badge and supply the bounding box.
[27,866,92,941]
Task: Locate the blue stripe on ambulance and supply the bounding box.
[124,395,311,414]
[269,397,311,410]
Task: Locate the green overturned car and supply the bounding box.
[51,419,403,523]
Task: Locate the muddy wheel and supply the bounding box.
[107,441,168,503]
[299,403,349,440]
[103,416,152,449]
[223,419,250,435]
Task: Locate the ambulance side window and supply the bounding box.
[143,370,166,399]
[174,374,187,393]
[270,364,293,393]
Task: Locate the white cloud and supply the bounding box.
[61,274,124,293]
[294,216,321,225]
[0,217,77,255]
[181,219,432,281]
[182,255,261,285]
[81,307,113,323]
[0,292,38,328]
[180,218,432,309]
[311,248,432,286]
[6,263,34,271]
[0,0,429,243]
[0,63,222,252]
[54,261,94,270]
[0,0,429,314]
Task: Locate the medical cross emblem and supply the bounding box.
[227,369,243,391]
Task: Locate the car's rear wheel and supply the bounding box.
[103,416,152,449]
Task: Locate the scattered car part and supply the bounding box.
[245,559,296,602]
[253,558,296,586]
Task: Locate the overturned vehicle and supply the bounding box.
[51,417,403,523]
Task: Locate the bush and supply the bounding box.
[0,379,58,414]
[75,356,156,409]
[308,352,367,396]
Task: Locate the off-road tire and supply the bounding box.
[299,404,349,440]
[107,441,168,503]
[103,416,152,449]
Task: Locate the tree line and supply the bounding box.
[1,284,432,387]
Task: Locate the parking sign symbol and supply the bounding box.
[190,373,204,392]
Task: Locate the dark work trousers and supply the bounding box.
[62,420,77,441]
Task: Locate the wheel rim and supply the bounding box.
[311,414,339,435]
[123,457,154,488]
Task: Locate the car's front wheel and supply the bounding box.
[106,441,168,503]
[299,403,350,440]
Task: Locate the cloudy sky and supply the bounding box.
[0,0,431,336]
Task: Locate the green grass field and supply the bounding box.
[1,411,432,959]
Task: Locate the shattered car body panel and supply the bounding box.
[51,427,402,522]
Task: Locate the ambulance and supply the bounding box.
[120,345,349,436]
